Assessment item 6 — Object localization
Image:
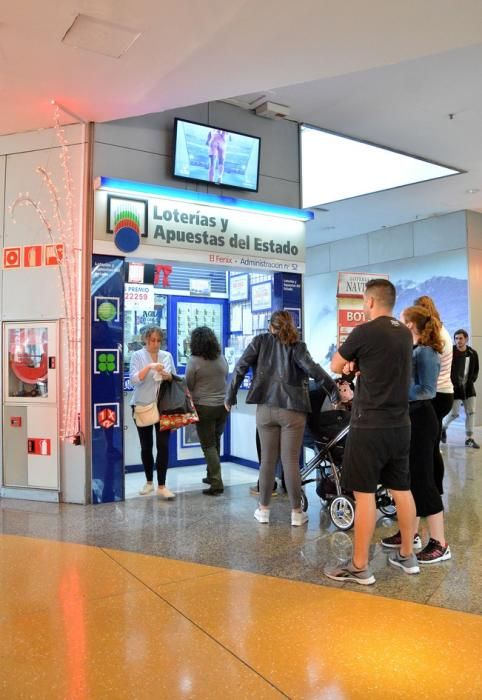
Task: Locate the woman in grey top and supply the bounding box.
[185,326,228,495]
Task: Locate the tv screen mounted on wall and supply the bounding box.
[172,118,261,192]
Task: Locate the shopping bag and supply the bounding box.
[157,375,199,431]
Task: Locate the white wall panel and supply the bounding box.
[2,143,84,320]
[94,105,209,155]
[330,233,369,271]
[94,142,173,186]
[305,243,330,276]
[234,173,299,208]
[413,211,466,256]
[0,155,5,243]
[0,124,84,157]
[468,247,482,337]
[3,143,84,246]
[466,210,482,250]
[368,223,414,264]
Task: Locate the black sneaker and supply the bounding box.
[381,531,422,550]
[202,487,224,496]
[416,538,451,564]
[465,438,480,449]
[440,428,447,444]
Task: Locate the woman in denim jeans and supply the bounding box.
[185,327,228,495]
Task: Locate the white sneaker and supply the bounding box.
[139,482,154,496]
[157,486,176,500]
[291,511,308,526]
[254,508,270,523]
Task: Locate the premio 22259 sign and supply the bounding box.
[124,283,154,311]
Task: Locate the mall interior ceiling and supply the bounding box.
[3,1,482,243]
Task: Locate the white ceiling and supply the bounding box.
[3,0,482,245]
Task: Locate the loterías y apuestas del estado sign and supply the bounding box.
[94,187,307,270]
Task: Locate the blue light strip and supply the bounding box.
[97,176,314,222]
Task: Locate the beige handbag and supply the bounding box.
[134,402,160,427]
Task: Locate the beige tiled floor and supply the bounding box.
[1,534,481,699]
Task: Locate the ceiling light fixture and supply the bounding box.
[466,188,480,194]
[300,124,463,208]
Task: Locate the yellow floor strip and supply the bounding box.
[1,534,481,699]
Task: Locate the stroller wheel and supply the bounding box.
[376,487,397,517]
[329,496,355,531]
[300,488,308,512]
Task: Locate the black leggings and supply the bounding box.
[136,422,170,485]
[431,392,454,494]
[409,402,443,517]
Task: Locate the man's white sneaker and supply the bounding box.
[157,486,176,500]
[254,508,270,523]
[291,511,308,526]
[139,482,154,496]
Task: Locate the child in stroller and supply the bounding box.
[300,379,396,529]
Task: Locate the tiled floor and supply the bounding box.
[124,461,257,499]
[0,423,481,697]
[0,534,481,699]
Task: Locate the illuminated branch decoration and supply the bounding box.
[9,106,82,441]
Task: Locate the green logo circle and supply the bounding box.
[97,301,116,322]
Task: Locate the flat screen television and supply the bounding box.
[172,118,261,192]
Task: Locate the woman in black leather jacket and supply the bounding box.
[225,310,338,526]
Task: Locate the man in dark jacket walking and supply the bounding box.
[442,329,479,448]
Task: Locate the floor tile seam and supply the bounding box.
[99,547,290,698]
[104,543,477,621]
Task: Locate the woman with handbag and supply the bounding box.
[130,326,176,500]
[185,326,228,495]
[225,310,339,526]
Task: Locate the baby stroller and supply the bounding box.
[300,382,396,530]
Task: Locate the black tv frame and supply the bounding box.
[172,117,261,193]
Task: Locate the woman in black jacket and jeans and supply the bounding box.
[225,310,338,526]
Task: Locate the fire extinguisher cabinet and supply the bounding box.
[2,322,59,490]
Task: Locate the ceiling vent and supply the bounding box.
[62,14,141,59]
[255,101,290,119]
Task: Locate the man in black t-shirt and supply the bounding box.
[324,279,419,585]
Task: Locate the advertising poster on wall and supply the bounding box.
[337,272,388,346]
[305,250,469,370]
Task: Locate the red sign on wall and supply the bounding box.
[24,245,43,267]
[3,247,21,268]
[27,438,51,456]
[10,416,22,428]
[338,307,367,345]
[45,244,64,266]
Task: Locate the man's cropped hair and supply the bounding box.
[364,278,396,309]
[454,329,469,339]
